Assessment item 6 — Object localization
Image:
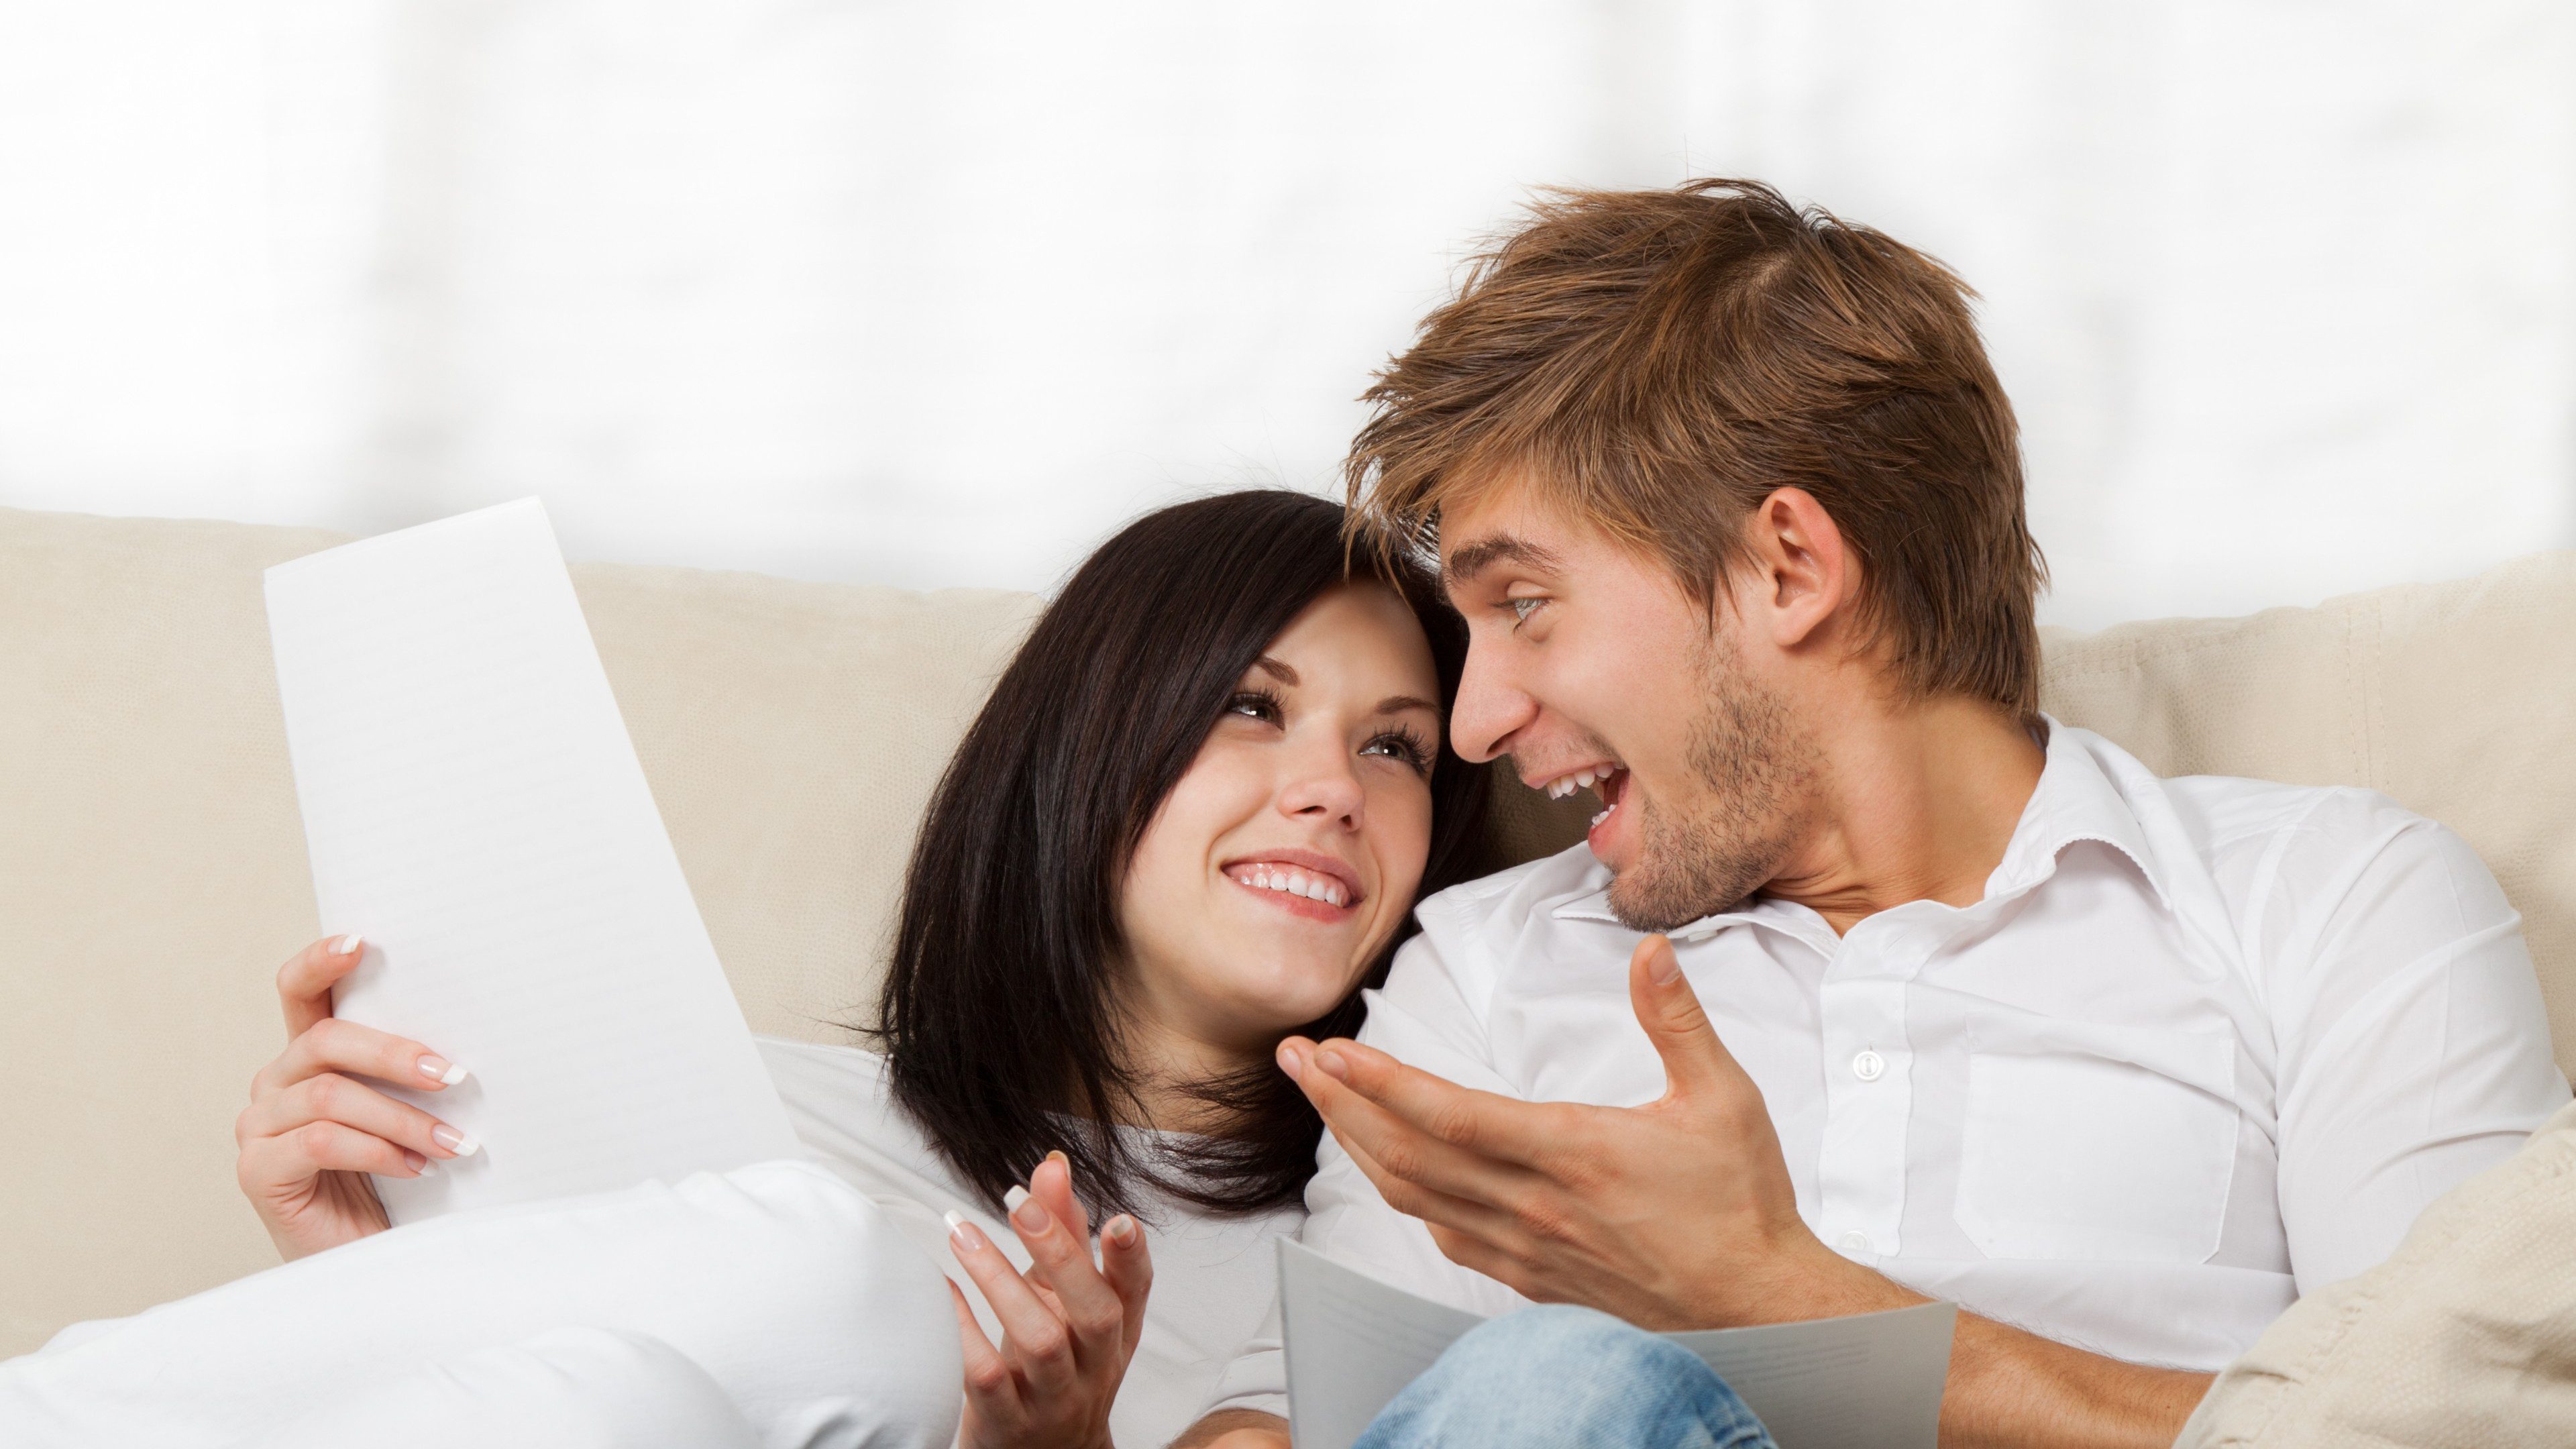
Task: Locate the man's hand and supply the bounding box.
[1277,934,1898,1330]
[1277,932,2216,1447]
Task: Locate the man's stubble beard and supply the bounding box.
[1605,630,1819,933]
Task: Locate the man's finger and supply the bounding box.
[1627,934,1751,1104]
[1330,1115,1531,1252]
[1289,1036,1566,1169]
[1282,1040,1533,1207]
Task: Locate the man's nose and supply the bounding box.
[1447,639,1534,765]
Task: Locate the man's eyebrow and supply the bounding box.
[1442,534,1562,586]
[1253,656,1299,686]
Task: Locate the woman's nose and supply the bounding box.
[1277,752,1366,829]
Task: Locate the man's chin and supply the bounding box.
[1605,867,1725,934]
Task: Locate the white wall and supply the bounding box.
[3,1,2569,627]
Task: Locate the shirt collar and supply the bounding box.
[1547,714,2171,935]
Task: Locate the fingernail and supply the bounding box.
[402,1149,429,1173]
[334,934,364,957]
[945,1210,989,1252]
[1276,1041,1304,1080]
[1006,1185,1048,1233]
[431,1124,478,1157]
[1650,939,1682,985]
[416,1054,469,1087]
[1106,1215,1138,1245]
[1316,1047,1350,1081]
[1046,1149,1068,1168]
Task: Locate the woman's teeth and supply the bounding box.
[1230,865,1348,908]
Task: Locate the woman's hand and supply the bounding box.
[233,935,474,1260]
[945,1153,1153,1449]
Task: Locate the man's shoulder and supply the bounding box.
[1414,841,1613,943]
[2069,726,2443,869]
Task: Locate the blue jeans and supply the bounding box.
[1354,1305,1780,1449]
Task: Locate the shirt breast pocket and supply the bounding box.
[1953,1020,2240,1264]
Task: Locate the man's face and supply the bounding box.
[1440,482,1817,930]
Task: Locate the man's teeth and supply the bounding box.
[1235,865,1348,908]
[1546,766,1621,800]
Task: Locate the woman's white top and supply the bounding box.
[757,1035,1301,1449]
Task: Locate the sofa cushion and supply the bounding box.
[2,500,2569,1357]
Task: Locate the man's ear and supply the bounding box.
[1735,487,1855,651]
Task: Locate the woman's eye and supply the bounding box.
[1226,690,1282,723]
[1360,731,1433,776]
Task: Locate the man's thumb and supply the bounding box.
[1629,934,1733,1100]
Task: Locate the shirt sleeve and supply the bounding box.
[1195,926,1534,1421]
[2265,791,2572,1294]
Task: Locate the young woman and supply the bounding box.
[15,491,1491,1449]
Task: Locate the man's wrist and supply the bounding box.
[1697,1229,1925,1327]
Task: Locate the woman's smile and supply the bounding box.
[1221,849,1364,920]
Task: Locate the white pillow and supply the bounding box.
[0,1160,961,1449]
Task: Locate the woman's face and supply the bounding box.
[1118,582,1442,1061]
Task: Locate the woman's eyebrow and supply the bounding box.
[1254,656,1298,686]
[1377,694,1439,716]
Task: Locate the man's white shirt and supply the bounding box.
[1208,722,2569,1417]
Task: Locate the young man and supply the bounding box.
[1181,180,2568,1448]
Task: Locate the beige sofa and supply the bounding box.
[4,502,2572,1360]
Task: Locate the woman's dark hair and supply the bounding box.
[871,489,1493,1218]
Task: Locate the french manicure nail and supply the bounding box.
[1006,1185,1048,1232]
[402,1149,428,1173]
[416,1054,469,1087]
[945,1210,989,1252]
[431,1124,478,1157]
[334,934,364,957]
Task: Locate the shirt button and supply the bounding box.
[1851,1049,1886,1082]
[1837,1230,1873,1255]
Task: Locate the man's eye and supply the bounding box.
[1508,596,1545,625]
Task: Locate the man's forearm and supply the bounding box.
[1943,1310,2213,1449]
[1169,1408,1289,1448]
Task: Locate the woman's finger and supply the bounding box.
[1004,1179,1128,1366]
[241,1118,432,1188]
[252,1014,466,1104]
[276,934,368,1038]
[1098,1211,1154,1360]
[945,1212,1079,1397]
[1034,1151,1091,1243]
[949,1280,1023,1430]
[236,1071,476,1162]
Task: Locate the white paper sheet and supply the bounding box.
[266,498,802,1222]
[1278,1240,1955,1449]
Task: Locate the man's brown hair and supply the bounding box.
[1347,178,2047,716]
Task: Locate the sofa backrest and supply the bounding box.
[3,501,2571,1355]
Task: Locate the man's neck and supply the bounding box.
[1759,694,2045,936]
